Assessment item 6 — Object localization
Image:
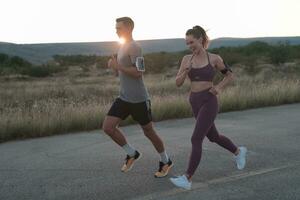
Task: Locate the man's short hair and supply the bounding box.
[116,17,134,29]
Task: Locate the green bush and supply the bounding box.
[144,52,181,73]
[53,54,99,67]
[211,41,299,67]
[21,66,50,77]
[17,64,66,77]
[270,44,290,64]
[0,53,9,65]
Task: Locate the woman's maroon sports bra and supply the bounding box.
[188,52,216,82]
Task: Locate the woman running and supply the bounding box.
[170,26,247,190]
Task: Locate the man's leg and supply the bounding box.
[102,115,126,146]
[103,99,141,172]
[103,116,141,172]
[131,100,172,177]
[141,122,173,177]
[131,100,165,154]
[141,122,164,153]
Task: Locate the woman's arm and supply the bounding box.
[210,55,235,95]
[176,55,191,87]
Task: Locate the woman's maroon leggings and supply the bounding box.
[186,89,238,177]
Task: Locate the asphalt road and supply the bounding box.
[1,103,300,200]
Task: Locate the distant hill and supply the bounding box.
[0,37,299,64]
[209,37,300,48]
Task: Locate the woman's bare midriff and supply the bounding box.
[190,81,213,92]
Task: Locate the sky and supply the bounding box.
[1,0,299,44]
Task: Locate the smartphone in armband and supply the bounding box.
[220,61,232,74]
[135,57,145,72]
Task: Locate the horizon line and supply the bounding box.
[1,35,300,45]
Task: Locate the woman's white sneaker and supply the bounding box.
[235,146,247,170]
[170,175,192,190]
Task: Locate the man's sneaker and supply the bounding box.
[154,159,173,178]
[170,175,192,190]
[235,146,247,170]
[121,151,141,172]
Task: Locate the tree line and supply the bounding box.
[1,41,299,77]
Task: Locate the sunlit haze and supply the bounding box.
[118,38,126,44]
[1,0,299,44]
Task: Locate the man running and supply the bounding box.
[102,17,173,178]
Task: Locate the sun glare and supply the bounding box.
[119,38,125,44]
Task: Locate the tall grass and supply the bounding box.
[220,79,300,111]
[1,66,300,142]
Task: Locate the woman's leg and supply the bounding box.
[206,124,238,154]
[186,98,218,178]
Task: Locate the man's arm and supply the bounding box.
[109,55,142,78]
[108,58,119,77]
[118,64,142,78]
